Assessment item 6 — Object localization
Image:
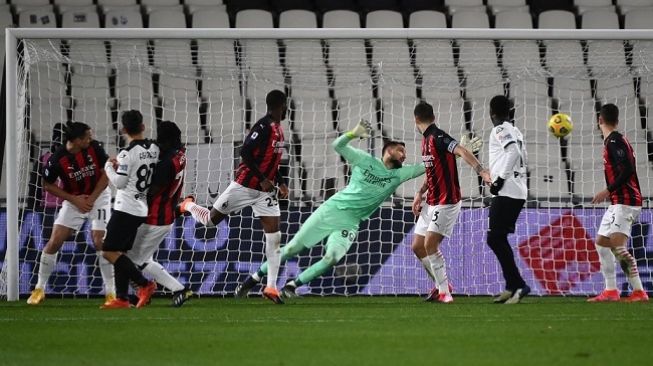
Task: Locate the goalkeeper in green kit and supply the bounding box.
[235,120,425,299]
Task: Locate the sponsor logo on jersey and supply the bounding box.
[362,169,392,188]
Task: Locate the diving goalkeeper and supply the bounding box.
[235,120,424,297]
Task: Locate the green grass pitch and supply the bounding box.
[1,296,651,366]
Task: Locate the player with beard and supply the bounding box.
[235,120,426,298]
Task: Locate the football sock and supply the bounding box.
[264,232,282,289]
[427,250,450,294]
[186,202,215,227]
[36,252,57,289]
[258,240,305,276]
[487,230,526,290]
[114,255,149,300]
[612,246,643,291]
[595,244,617,290]
[97,251,115,295]
[142,259,184,292]
[420,257,436,282]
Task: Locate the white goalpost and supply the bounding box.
[3,27,653,301]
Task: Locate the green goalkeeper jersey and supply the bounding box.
[322,134,425,220]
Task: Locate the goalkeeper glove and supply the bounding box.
[460,134,483,154]
[346,119,372,139]
[490,177,505,196]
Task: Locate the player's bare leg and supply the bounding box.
[424,231,452,303]
[259,215,283,304]
[27,225,73,305]
[92,229,115,304]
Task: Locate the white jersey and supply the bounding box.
[489,121,528,200]
[105,139,159,217]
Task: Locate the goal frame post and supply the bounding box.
[5,27,653,301]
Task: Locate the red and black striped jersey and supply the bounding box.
[42,140,108,196]
[146,147,186,226]
[421,124,461,205]
[603,131,642,206]
[234,114,285,191]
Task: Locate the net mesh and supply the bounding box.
[2,35,652,298]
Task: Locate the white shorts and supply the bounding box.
[213,181,280,217]
[597,204,641,238]
[54,189,111,231]
[414,202,462,238]
[126,224,172,265]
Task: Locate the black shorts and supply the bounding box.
[103,210,146,252]
[488,196,525,234]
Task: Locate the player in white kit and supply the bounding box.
[485,96,530,304]
[101,110,160,309]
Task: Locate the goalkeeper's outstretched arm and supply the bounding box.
[332,120,373,166]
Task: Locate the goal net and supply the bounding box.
[2,28,652,300]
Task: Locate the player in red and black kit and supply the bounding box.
[589,103,648,302]
[27,122,115,306]
[410,102,491,303]
[126,121,192,307]
[179,89,289,304]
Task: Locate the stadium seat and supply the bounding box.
[204,78,245,143]
[575,0,615,15]
[292,98,338,140]
[97,0,138,6]
[56,0,95,7]
[236,10,283,78]
[598,99,643,139]
[553,78,592,101]
[193,9,236,73]
[150,9,194,70]
[529,143,571,201]
[13,0,50,6]
[453,12,499,76]
[366,11,413,81]
[618,0,653,14]
[158,75,203,141]
[445,0,485,14]
[595,78,637,101]
[324,10,371,95]
[546,41,586,74]
[487,0,528,14]
[576,147,607,199]
[61,10,109,75]
[512,97,552,144]
[510,78,549,101]
[298,139,341,203]
[431,98,467,137]
[18,8,58,28]
[246,72,287,122]
[501,39,544,77]
[379,97,420,138]
[115,68,156,132]
[421,68,462,100]
[291,73,331,100]
[409,11,454,73]
[105,9,148,67]
[72,99,114,141]
[556,99,599,141]
[538,9,576,29]
[334,97,378,133]
[465,71,505,101]
[141,0,180,7]
[280,10,324,76]
[187,4,227,15]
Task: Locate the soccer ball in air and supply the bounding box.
[547,113,573,138]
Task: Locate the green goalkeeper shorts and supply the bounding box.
[288,204,360,252]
